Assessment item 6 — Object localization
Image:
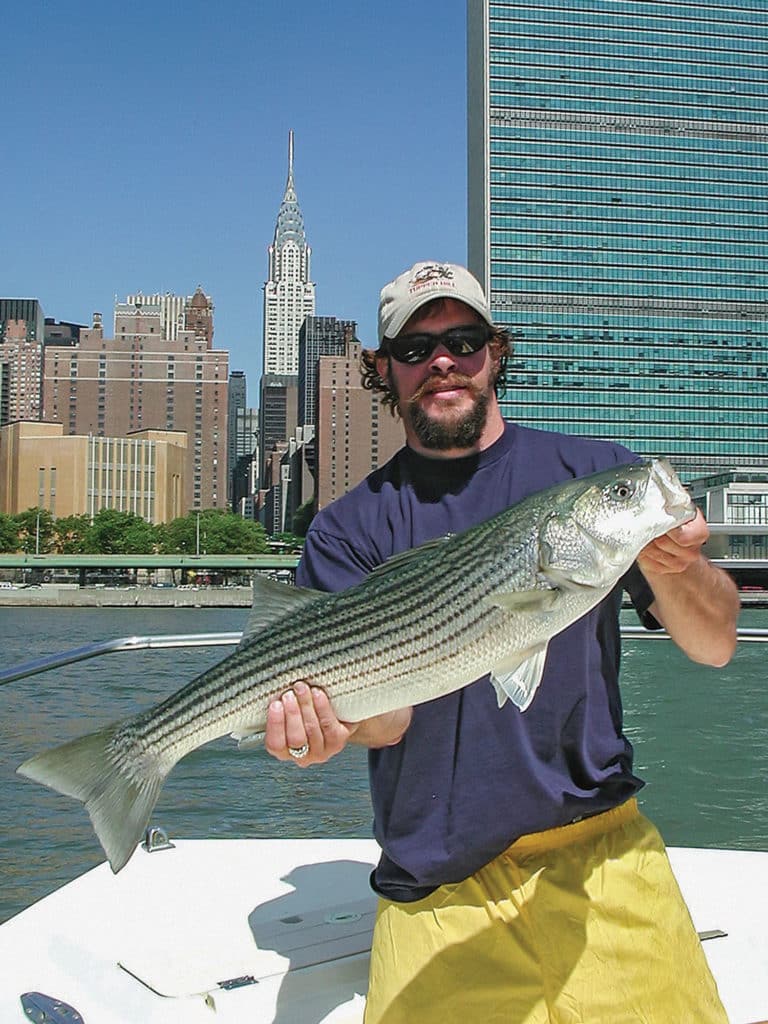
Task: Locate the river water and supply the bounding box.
[0,605,766,924]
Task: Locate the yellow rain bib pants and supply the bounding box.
[364,800,728,1024]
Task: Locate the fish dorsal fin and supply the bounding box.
[490,643,549,711]
[240,576,326,645]
[366,534,453,581]
[482,588,559,614]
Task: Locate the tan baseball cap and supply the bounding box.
[378,261,494,345]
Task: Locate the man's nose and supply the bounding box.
[427,345,457,371]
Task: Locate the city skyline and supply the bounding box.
[1,1,468,402]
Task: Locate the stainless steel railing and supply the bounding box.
[0,627,765,687]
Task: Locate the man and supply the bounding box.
[264,262,740,1022]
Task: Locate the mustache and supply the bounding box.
[409,373,480,404]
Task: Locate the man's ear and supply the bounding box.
[375,353,390,384]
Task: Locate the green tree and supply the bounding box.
[159,514,197,555]
[0,514,19,553]
[14,508,54,554]
[53,514,92,554]
[160,511,268,555]
[84,509,157,554]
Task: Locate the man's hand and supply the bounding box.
[635,508,740,667]
[637,508,709,576]
[264,682,414,767]
[265,682,357,766]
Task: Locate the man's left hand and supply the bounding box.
[637,509,709,576]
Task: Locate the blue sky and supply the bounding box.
[2,0,468,404]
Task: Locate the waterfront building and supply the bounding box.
[298,316,357,428]
[691,468,768,561]
[467,0,768,478]
[42,291,228,512]
[0,421,186,524]
[315,336,403,511]
[262,130,315,377]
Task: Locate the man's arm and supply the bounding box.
[636,509,740,668]
[264,682,412,766]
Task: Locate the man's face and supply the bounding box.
[376,299,500,454]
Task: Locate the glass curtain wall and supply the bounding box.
[468,0,768,479]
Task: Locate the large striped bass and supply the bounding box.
[18,458,694,873]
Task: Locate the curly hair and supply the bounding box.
[361,323,513,415]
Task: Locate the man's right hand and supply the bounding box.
[264,683,413,767]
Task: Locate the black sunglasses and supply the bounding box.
[384,323,493,365]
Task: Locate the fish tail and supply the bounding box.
[17,724,166,874]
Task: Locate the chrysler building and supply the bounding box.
[262,130,315,375]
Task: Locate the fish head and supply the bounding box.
[539,459,695,589]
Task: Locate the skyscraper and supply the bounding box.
[468,0,768,478]
[262,130,315,376]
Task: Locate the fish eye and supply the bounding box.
[610,480,635,501]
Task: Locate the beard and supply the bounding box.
[395,373,492,451]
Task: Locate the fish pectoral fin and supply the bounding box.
[490,644,549,711]
[483,589,559,614]
[241,577,327,643]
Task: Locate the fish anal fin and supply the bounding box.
[490,643,549,712]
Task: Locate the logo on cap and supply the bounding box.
[409,263,456,292]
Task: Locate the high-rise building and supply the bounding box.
[0,300,44,344]
[315,337,404,510]
[262,130,315,376]
[42,290,228,512]
[297,316,357,428]
[124,293,186,342]
[231,407,260,514]
[0,319,43,424]
[227,370,247,506]
[227,370,260,512]
[0,299,45,426]
[259,373,298,487]
[468,0,768,479]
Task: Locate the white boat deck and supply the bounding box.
[1,838,766,1023]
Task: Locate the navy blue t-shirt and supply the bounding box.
[297,423,658,902]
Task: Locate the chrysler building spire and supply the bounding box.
[262,130,315,375]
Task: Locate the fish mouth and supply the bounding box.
[652,458,696,524]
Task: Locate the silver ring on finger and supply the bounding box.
[288,743,310,760]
